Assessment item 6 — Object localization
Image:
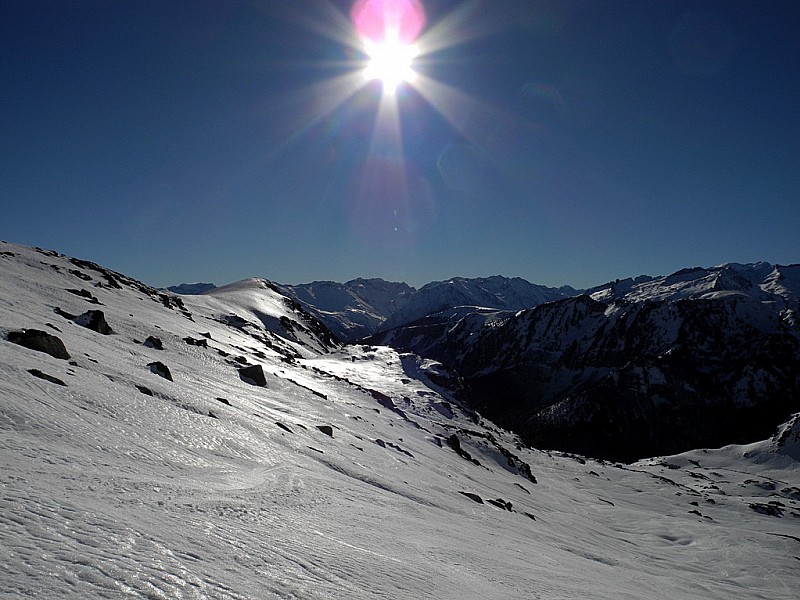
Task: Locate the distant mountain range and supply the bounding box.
[367,263,800,460]
[170,262,800,460]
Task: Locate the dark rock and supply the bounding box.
[376,439,414,457]
[459,491,484,504]
[749,502,783,517]
[239,364,267,386]
[514,483,531,494]
[486,498,513,511]
[447,433,462,451]
[517,462,537,484]
[54,307,76,320]
[136,385,154,396]
[66,288,100,304]
[144,336,163,350]
[316,425,334,437]
[216,397,231,406]
[75,310,112,335]
[275,421,293,433]
[27,369,67,386]
[183,336,208,348]
[8,329,70,360]
[369,389,396,410]
[148,361,173,381]
[208,411,218,419]
[69,268,92,281]
[446,434,480,466]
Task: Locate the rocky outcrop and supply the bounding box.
[239,364,267,387]
[28,368,67,386]
[75,310,113,335]
[148,361,173,381]
[8,329,70,360]
[316,425,334,437]
[144,336,163,350]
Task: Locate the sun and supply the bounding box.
[363,31,418,95]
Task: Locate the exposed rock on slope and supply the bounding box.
[8,329,70,360]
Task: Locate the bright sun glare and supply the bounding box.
[363,31,418,94]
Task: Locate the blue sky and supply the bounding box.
[2,0,798,289]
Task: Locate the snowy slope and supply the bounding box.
[2,242,800,599]
[200,278,339,356]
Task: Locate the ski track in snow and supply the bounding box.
[1,242,799,599]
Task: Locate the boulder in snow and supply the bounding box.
[8,329,70,360]
[148,361,173,381]
[75,309,112,335]
[239,364,267,387]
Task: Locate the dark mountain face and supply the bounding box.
[364,263,800,461]
[455,294,800,461]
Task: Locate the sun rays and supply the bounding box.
[258,0,531,254]
[362,32,419,95]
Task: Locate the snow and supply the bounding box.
[589,262,798,308]
[2,242,799,599]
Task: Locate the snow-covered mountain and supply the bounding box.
[277,278,415,341]
[277,275,575,342]
[3,242,799,599]
[364,262,800,460]
[587,262,800,305]
[379,275,575,332]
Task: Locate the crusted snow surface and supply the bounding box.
[1,242,799,599]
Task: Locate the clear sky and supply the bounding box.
[2,0,798,289]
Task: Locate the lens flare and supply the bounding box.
[363,32,418,94]
[352,0,425,94]
[261,0,531,260]
[351,0,426,44]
